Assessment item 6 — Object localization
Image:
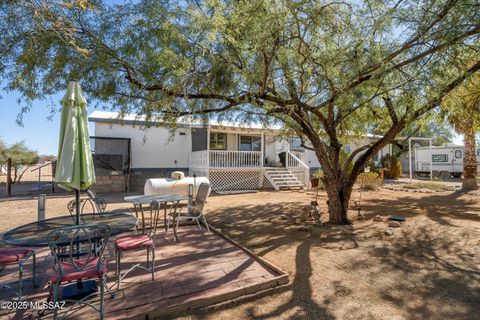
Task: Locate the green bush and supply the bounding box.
[366,159,379,173]
[380,154,402,179]
[313,169,325,190]
[356,172,383,190]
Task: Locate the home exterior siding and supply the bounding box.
[95,122,191,168]
[89,111,397,192]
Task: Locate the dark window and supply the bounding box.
[477,149,480,156]
[290,137,303,150]
[432,154,448,162]
[210,132,227,150]
[455,150,463,159]
[239,135,261,151]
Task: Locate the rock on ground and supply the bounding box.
[389,221,401,228]
[384,228,395,236]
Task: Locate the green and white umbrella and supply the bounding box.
[55,81,95,224]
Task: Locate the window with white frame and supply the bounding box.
[210,132,227,150]
[290,137,303,150]
[239,135,261,151]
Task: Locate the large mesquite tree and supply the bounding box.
[2,0,480,224]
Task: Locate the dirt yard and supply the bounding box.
[1,187,479,320]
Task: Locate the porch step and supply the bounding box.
[264,168,304,190]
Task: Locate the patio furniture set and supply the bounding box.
[0,182,211,320]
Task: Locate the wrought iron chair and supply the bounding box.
[46,224,111,320]
[114,200,161,288]
[86,188,98,200]
[67,197,108,223]
[0,247,37,301]
[170,182,211,234]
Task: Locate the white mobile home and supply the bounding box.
[415,144,480,178]
[88,111,393,191]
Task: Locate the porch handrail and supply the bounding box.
[291,151,306,163]
[286,151,311,188]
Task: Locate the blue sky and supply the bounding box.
[0,0,463,155]
[0,90,96,155]
[0,89,463,155]
[0,0,122,156]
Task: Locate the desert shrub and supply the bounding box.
[313,169,325,190]
[356,172,383,190]
[404,182,452,191]
[366,159,379,173]
[380,154,402,179]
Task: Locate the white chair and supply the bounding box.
[171,183,211,234]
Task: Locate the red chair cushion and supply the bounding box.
[115,234,153,251]
[49,257,106,283]
[0,248,33,265]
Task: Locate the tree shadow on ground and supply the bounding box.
[345,222,480,319]
[170,199,370,320]
[334,190,480,319]
[171,190,480,319]
[362,190,480,227]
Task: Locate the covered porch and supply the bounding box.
[188,125,311,191]
[189,124,307,169]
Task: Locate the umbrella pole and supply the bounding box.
[75,189,80,225]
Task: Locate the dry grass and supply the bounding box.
[1,188,480,319]
[403,181,454,191]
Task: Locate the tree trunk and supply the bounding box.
[12,167,18,184]
[462,125,478,190]
[322,176,352,224]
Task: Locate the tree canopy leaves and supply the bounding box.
[2,0,480,222]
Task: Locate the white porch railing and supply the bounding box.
[189,150,209,168]
[291,151,306,163]
[286,151,311,189]
[190,150,263,168]
[210,151,262,168]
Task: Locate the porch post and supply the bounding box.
[259,131,264,188]
[260,131,264,167]
[206,126,210,168]
[408,138,412,181]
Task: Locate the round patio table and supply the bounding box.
[2,212,137,247]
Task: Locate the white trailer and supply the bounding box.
[414,144,480,178]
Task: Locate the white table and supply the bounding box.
[124,194,189,241]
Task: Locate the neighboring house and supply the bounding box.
[88,111,393,191]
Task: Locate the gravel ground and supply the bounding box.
[1,188,480,320]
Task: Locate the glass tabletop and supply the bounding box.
[124,194,189,205]
[2,212,138,247]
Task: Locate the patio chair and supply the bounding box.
[86,188,98,200]
[67,197,108,222]
[114,200,161,289]
[46,223,112,320]
[0,247,37,301]
[170,182,211,234]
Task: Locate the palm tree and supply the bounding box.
[442,73,480,190]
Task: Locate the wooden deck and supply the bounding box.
[0,226,288,319]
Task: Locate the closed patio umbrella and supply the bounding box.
[55,80,95,224]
